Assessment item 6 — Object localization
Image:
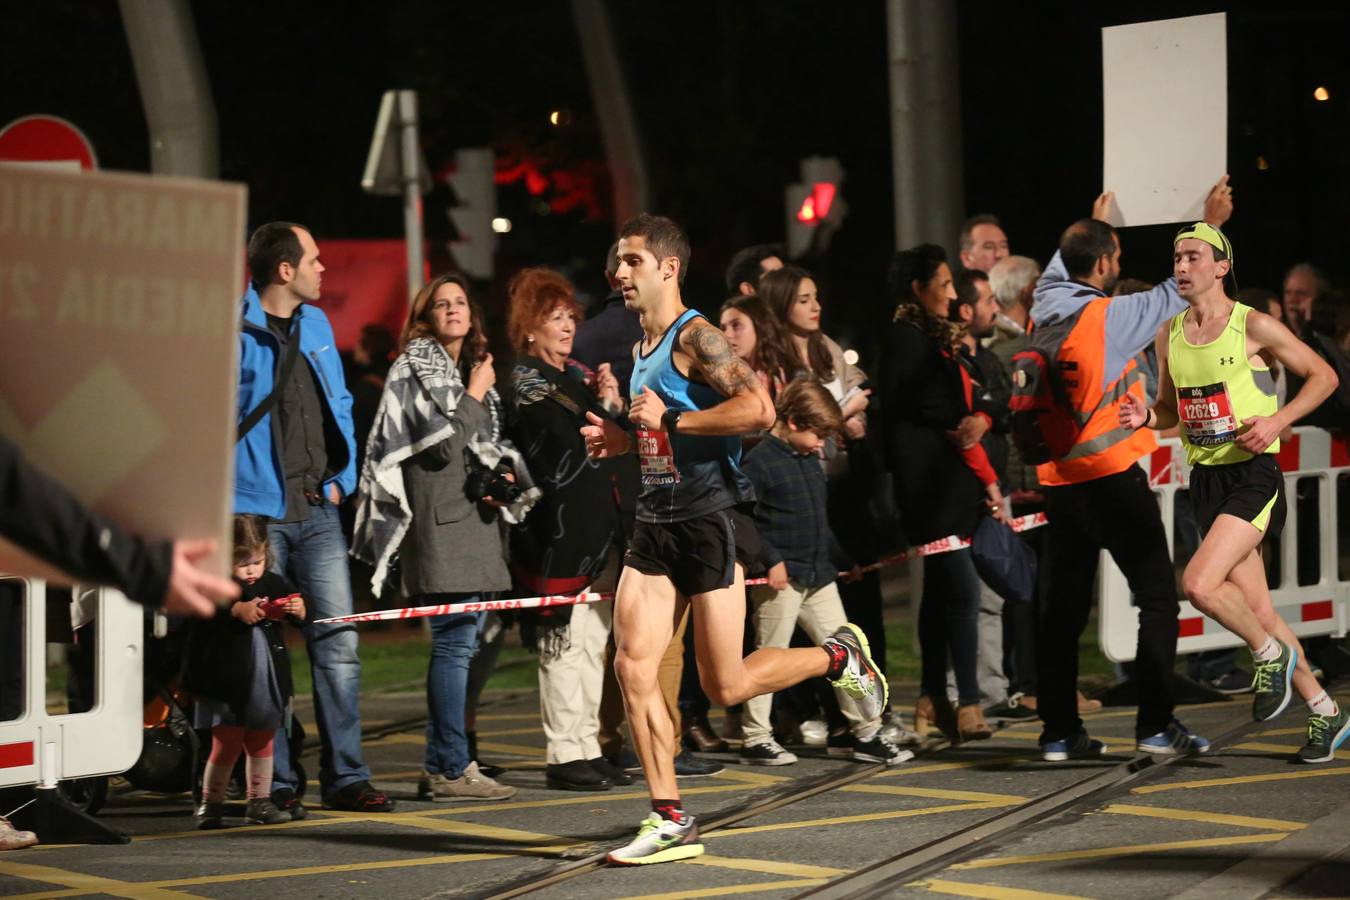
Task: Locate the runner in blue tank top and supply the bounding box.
[581,214,889,866]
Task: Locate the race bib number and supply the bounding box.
[636,428,680,486]
[1176,382,1237,446]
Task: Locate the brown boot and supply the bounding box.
[1077,690,1102,714]
[682,717,729,753]
[958,704,993,741]
[915,695,957,740]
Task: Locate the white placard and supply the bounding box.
[1102,13,1226,227]
[0,166,246,583]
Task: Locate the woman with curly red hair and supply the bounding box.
[505,267,629,792]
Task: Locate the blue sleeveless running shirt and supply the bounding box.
[629,309,755,523]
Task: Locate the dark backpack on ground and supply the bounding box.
[1008,309,1088,465]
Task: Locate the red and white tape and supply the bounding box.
[314,512,1048,626]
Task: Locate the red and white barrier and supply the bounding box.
[0,578,145,790]
[1099,427,1350,662]
[316,513,1050,625]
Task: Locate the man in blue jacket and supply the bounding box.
[235,222,393,815]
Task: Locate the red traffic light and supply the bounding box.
[795,182,836,225]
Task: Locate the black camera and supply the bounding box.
[465,462,523,505]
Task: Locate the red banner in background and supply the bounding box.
[314,239,409,351]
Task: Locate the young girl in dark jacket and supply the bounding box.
[184,515,305,828]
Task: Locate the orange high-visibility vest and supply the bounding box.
[1036,298,1156,486]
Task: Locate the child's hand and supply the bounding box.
[767,562,789,591]
[287,597,306,620]
[232,599,265,624]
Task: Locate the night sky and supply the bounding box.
[6,1,1348,366]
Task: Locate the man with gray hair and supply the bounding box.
[989,255,1041,341]
[1282,262,1328,338]
[958,214,1010,273]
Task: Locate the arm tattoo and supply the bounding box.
[685,321,760,398]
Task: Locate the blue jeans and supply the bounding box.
[424,604,485,778]
[268,503,371,795]
[919,548,981,705]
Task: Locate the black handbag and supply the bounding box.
[970,515,1037,605]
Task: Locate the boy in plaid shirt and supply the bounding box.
[740,379,911,766]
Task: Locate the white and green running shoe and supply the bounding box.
[823,623,888,720]
[607,813,704,866]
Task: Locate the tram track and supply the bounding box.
[794,705,1298,899]
[457,698,1283,900]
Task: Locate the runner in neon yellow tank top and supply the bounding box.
[1120,222,1344,762]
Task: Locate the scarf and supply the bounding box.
[351,337,540,593]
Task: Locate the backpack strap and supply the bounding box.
[237,323,301,443]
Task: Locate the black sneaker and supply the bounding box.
[245,798,292,825]
[322,780,396,812]
[607,747,642,776]
[826,728,853,758]
[1252,641,1298,722]
[1202,669,1253,695]
[1041,730,1106,762]
[194,800,226,830]
[546,760,613,792]
[985,692,1039,722]
[674,750,724,777]
[739,740,798,766]
[851,733,915,766]
[588,756,634,786]
[271,787,308,821]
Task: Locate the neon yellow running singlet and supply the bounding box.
[1168,302,1279,466]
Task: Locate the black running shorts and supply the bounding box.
[1190,454,1286,539]
[625,507,763,597]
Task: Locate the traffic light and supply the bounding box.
[443,147,498,280]
[785,156,847,258]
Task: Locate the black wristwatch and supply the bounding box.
[662,408,683,434]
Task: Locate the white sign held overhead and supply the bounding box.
[1102,13,1227,227]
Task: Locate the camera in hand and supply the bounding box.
[465,462,523,504]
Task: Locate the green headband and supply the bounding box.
[1174,221,1234,264]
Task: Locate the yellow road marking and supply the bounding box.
[0,859,204,900]
[842,785,1028,804]
[1258,727,1308,737]
[4,853,508,899]
[476,740,547,758]
[395,816,571,848]
[614,878,827,899]
[705,801,1010,838]
[390,781,749,815]
[1231,741,1350,761]
[477,725,547,738]
[476,712,547,721]
[711,768,792,786]
[872,756,1030,778]
[953,832,1289,869]
[988,731,1134,754]
[1132,766,1350,794]
[917,878,1091,899]
[1102,803,1307,831]
[687,855,846,878]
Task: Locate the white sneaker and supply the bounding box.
[796,718,828,746]
[0,817,37,851]
[880,711,922,746]
[607,813,704,865]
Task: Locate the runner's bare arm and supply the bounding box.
[673,319,775,435]
[1242,311,1338,450]
[1150,322,1180,428]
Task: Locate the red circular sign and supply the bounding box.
[0,115,98,170]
